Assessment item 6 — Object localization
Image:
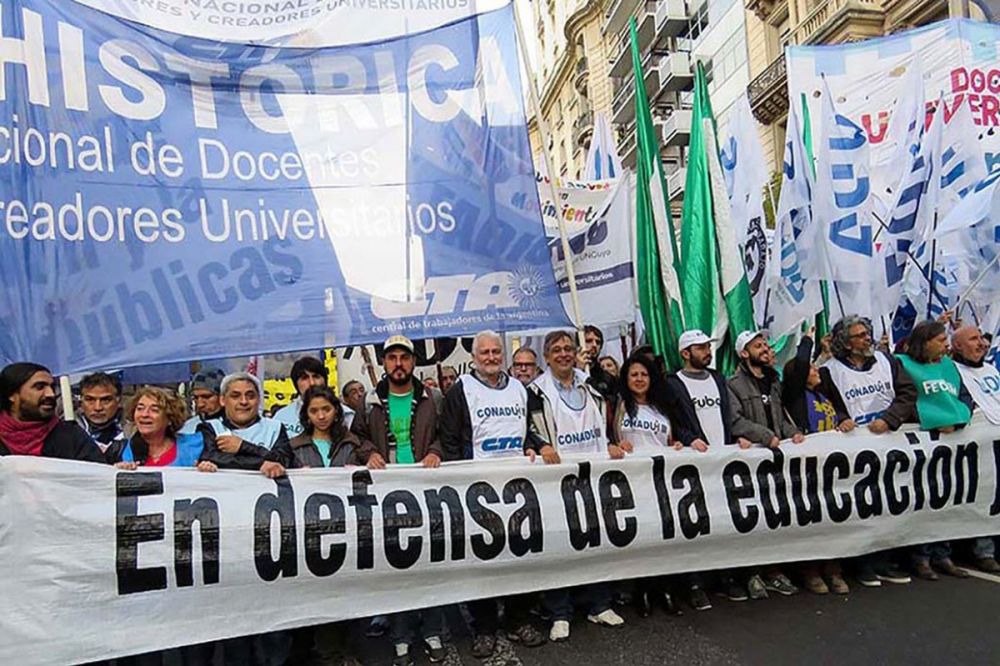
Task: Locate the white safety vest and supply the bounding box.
[824,353,895,425]
[534,370,606,455]
[956,362,1000,425]
[677,372,725,447]
[461,374,528,460]
[619,403,671,452]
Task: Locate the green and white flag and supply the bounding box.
[629,18,685,370]
[681,61,754,374]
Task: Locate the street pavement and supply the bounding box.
[353,567,1000,666]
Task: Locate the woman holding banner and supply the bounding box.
[614,355,710,614]
[898,320,972,581]
[106,386,217,665]
[107,386,216,471]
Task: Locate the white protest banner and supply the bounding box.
[2,418,999,664]
[536,175,637,328]
[787,19,995,175]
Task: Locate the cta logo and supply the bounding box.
[372,272,518,318]
[482,436,523,452]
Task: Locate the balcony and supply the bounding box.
[653,0,689,48]
[574,56,589,95]
[611,51,662,125]
[619,120,638,168]
[574,109,594,148]
[652,51,693,102]
[659,109,691,146]
[603,0,642,36]
[789,0,884,46]
[667,166,686,201]
[748,52,787,125]
[608,2,658,78]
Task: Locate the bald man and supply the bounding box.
[951,325,1000,573]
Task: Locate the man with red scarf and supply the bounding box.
[0,362,104,461]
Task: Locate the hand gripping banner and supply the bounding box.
[0,0,569,375]
[2,418,999,664]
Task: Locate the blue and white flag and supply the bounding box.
[0,0,569,375]
[719,92,769,327]
[584,112,622,181]
[810,78,875,283]
[766,100,823,338]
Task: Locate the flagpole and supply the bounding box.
[512,0,585,332]
[870,212,948,309]
[956,252,1000,310]
[925,211,940,320]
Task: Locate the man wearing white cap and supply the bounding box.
[727,329,803,599]
[663,330,744,451]
[728,330,804,449]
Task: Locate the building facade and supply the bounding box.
[528,0,752,207]
[744,0,983,173]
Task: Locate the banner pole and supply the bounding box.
[512,0,585,334]
[59,376,74,422]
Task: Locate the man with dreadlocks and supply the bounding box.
[821,315,917,435]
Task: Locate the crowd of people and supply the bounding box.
[0,316,997,666]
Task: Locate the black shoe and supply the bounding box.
[659,591,682,615]
[366,616,389,638]
[722,580,749,602]
[470,634,496,659]
[634,591,653,618]
[507,623,546,648]
[856,564,881,587]
[876,566,913,584]
[689,586,712,611]
[424,638,447,664]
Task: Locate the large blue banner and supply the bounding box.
[0,0,569,374]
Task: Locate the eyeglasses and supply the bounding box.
[512,362,536,369]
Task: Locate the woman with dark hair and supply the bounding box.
[896,320,972,582]
[267,385,361,469]
[614,354,706,616]
[781,330,853,435]
[614,354,676,454]
[897,320,970,433]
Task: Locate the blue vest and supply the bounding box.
[122,433,205,467]
[205,417,285,450]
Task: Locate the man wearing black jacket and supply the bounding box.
[440,331,546,657]
[663,330,748,450]
[0,362,104,462]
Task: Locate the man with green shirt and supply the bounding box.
[350,334,446,666]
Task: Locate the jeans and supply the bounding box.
[389,606,447,646]
[544,583,613,622]
[467,593,535,635]
[973,536,996,559]
[912,541,952,564]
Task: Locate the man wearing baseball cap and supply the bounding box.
[179,367,225,434]
[727,329,804,599]
[350,334,448,665]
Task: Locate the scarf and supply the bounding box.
[0,411,59,456]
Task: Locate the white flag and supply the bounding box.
[810,78,875,283]
[720,92,770,327]
[585,112,622,181]
[767,100,823,338]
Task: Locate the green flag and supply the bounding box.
[679,62,719,338]
[630,18,685,370]
[681,61,756,374]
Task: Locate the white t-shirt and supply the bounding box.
[677,372,725,447]
[619,403,671,452]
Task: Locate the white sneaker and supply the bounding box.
[549,620,570,642]
[587,609,625,627]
